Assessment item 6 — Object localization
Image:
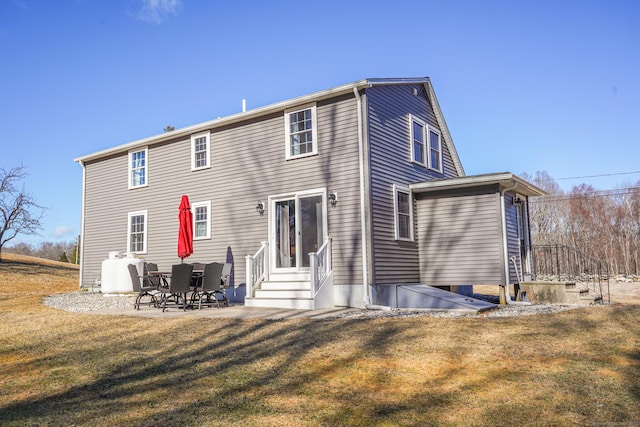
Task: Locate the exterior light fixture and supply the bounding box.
[256,201,265,216]
[513,197,522,206]
[329,192,338,207]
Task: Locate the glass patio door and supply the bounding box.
[273,192,324,271]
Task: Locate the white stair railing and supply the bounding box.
[245,241,268,299]
[309,237,332,297]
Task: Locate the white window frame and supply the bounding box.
[128,147,148,189]
[127,210,148,254]
[284,103,318,160]
[393,184,414,241]
[191,131,211,171]
[192,200,211,240]
[427,127,443,173]
[409,115,426,166]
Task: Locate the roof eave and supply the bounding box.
[74,77,436,164]
[410,172,546,197]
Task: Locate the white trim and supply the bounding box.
[427,126,443,173]
[192,200,211,240]
[410,172,546,197]
[127,210,148,254]
[75,78,436,164]
[191,131,211,171]
[78,161,86,288]
[424,80,465,176]
[409,114,426,166]
[284,103,318,160]
[393,184,414,241]
[268,187,328,273]
[128,147,148,189]
[353,87,371,305]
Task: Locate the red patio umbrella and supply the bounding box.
[177,195,193,261]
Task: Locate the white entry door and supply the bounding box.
[271,190,326,272]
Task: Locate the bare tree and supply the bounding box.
[0,166,46,261]
[524,171,568,246]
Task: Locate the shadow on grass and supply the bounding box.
[0,315,408,425]
[1,306,640,425]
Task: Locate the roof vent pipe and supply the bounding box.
[242,99,247,112]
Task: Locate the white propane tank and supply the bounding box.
[101,252,144,293]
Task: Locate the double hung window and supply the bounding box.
[191,131,211,171]
[428,128,442,173]
[409,115,443,173]
[129,147,148,189]
[192,201,211,240]
[285,104,317,159]
[410,117,426,166]
[393,185,413,241]
[127,210,148,253]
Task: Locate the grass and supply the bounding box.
[0,254,639,426]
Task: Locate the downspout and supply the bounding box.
[353,87,371,306]
[77,160,87,290]
[500,182,530,305]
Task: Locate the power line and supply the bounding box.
[537,170,640,182]
[530,187,640,203]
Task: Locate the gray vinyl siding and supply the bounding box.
[415,191,504,285]
[365,84,460,285]
[80,94,363,289]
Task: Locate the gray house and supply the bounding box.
[75,77,543,309]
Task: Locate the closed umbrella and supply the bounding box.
[178,195,193,261]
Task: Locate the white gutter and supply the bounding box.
[74,80,367,163]
[499,182,530,305]
[353,87,371,306]
[74,77,433,164]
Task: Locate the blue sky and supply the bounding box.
[1,0,639,246]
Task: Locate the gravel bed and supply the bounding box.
[43,291,593,318]
[44,292,137,312]
[335,303,587,319]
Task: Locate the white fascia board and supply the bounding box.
[73,77,438,164]
[423,80,465,177]
[75,79,371,163]
[410,172,546,197]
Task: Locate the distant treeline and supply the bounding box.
[5,240,79,264]
[524,171,640,276]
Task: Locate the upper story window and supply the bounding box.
[192,200,211,240]
[428,128,442,173]
[410,116,426,166]
[191,131,211,171]
[129,147,148,189]
[285,104,317,160]
[409,115,443,173]
[127,210,148,254]
[393,184,414,241]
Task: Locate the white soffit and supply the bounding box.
[410,172,546,197]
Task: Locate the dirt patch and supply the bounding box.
[606,280,640,304]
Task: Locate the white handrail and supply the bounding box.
[309,237,332,297]
[245,241,268,299]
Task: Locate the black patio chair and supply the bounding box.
[127,263,160,310]
[221,262,232,288]
[159,263,194,312]
[144,262,167,289]
[191,262,205,289]
[191,262,227,309]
